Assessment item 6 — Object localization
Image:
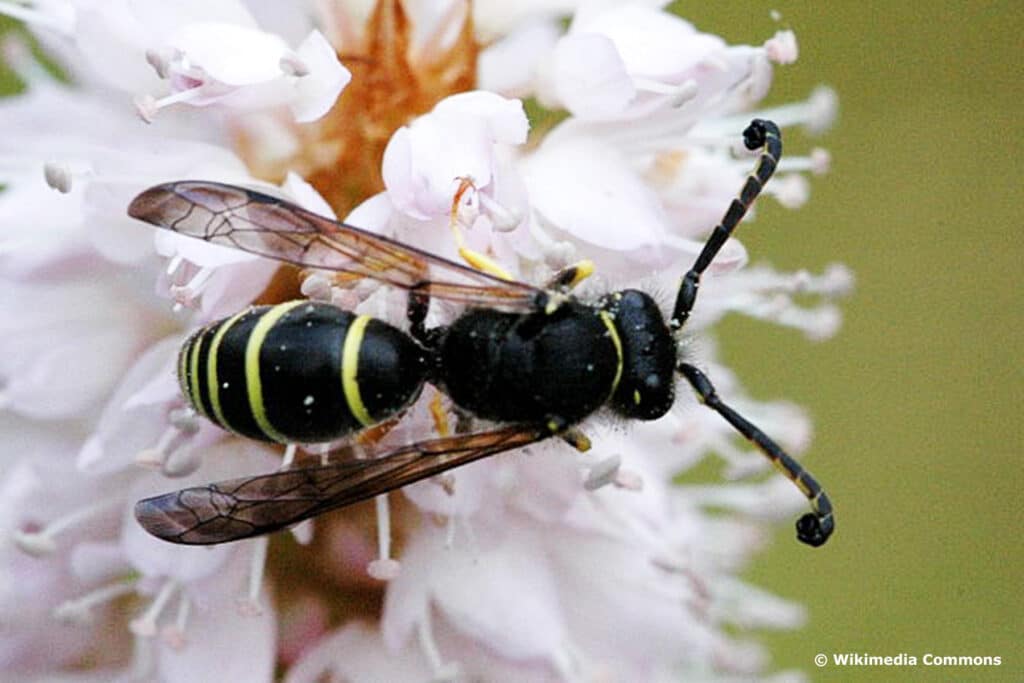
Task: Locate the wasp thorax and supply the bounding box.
[602,290,677,420]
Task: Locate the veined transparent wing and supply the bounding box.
[134,424,549,545]
[128,181,546,312]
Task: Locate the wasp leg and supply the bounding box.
[670,120,782,332]
[428,391,451,437]
[678,362,834,547]
[559,428,592,452]
[544,260,596,291]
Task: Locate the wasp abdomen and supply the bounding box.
[178,301,427,444]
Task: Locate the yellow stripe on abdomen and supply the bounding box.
[341,314,374,428]
[245,301,305,442]
[206,309,248,431]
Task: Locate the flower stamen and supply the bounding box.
[53,580,136,625]
[168,265,216,313]
[160,592,192,649]
[130,579,178,638]
[584,454,644,491]
[134,87,206,124]
[633,77,699,108]
[238,536,269,616]
[135,410,201,476]
[366,493,401,580]
[14,499,119,557]
[417,612,460,682]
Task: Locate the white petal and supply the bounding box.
[286,622,428,683]
[383,522,568,661]
[551,32,635,119]
[75,337,180,474]
[521,134,669,251]
[478,19,561,97]
[383,92,527,220]
[572,6,724,81]
[168,22,289,86]
[157,557,276,683]
[433,91,529,145]
[0,280,149,419]
[73,2,163,93]
[282,171,337,218]
[289,30,351,123]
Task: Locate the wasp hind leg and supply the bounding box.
[678,362,834,547]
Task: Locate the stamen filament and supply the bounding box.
[367,493,400,580]
[130,579,177,637]
[238,536,269,616]
[14,499,119,556]
[54,580,136,624]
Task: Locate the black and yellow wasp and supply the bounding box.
[128,119,834,548]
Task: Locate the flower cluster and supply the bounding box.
[0,1,849,681]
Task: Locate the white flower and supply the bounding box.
[0,2,849,681]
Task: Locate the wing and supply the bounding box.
[128,181,546,312]
[134,424,550,545]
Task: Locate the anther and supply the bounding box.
[768,174,809,209]
[300,273,334,301]
[764,29,798,65]
[476,191,522,232]
[43,162,73,193]
[584,454,622,491]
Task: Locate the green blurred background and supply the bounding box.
[677,2,1023,680]
[2,3,1020,680]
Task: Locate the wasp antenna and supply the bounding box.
[670,119,782,334]
[678,362,834,547]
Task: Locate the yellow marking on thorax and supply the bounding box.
[599,311,624,400]
[341,314,375,428]
[206,309,248,429]
[245,301,305,442]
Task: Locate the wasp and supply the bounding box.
[128,119,834,548]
